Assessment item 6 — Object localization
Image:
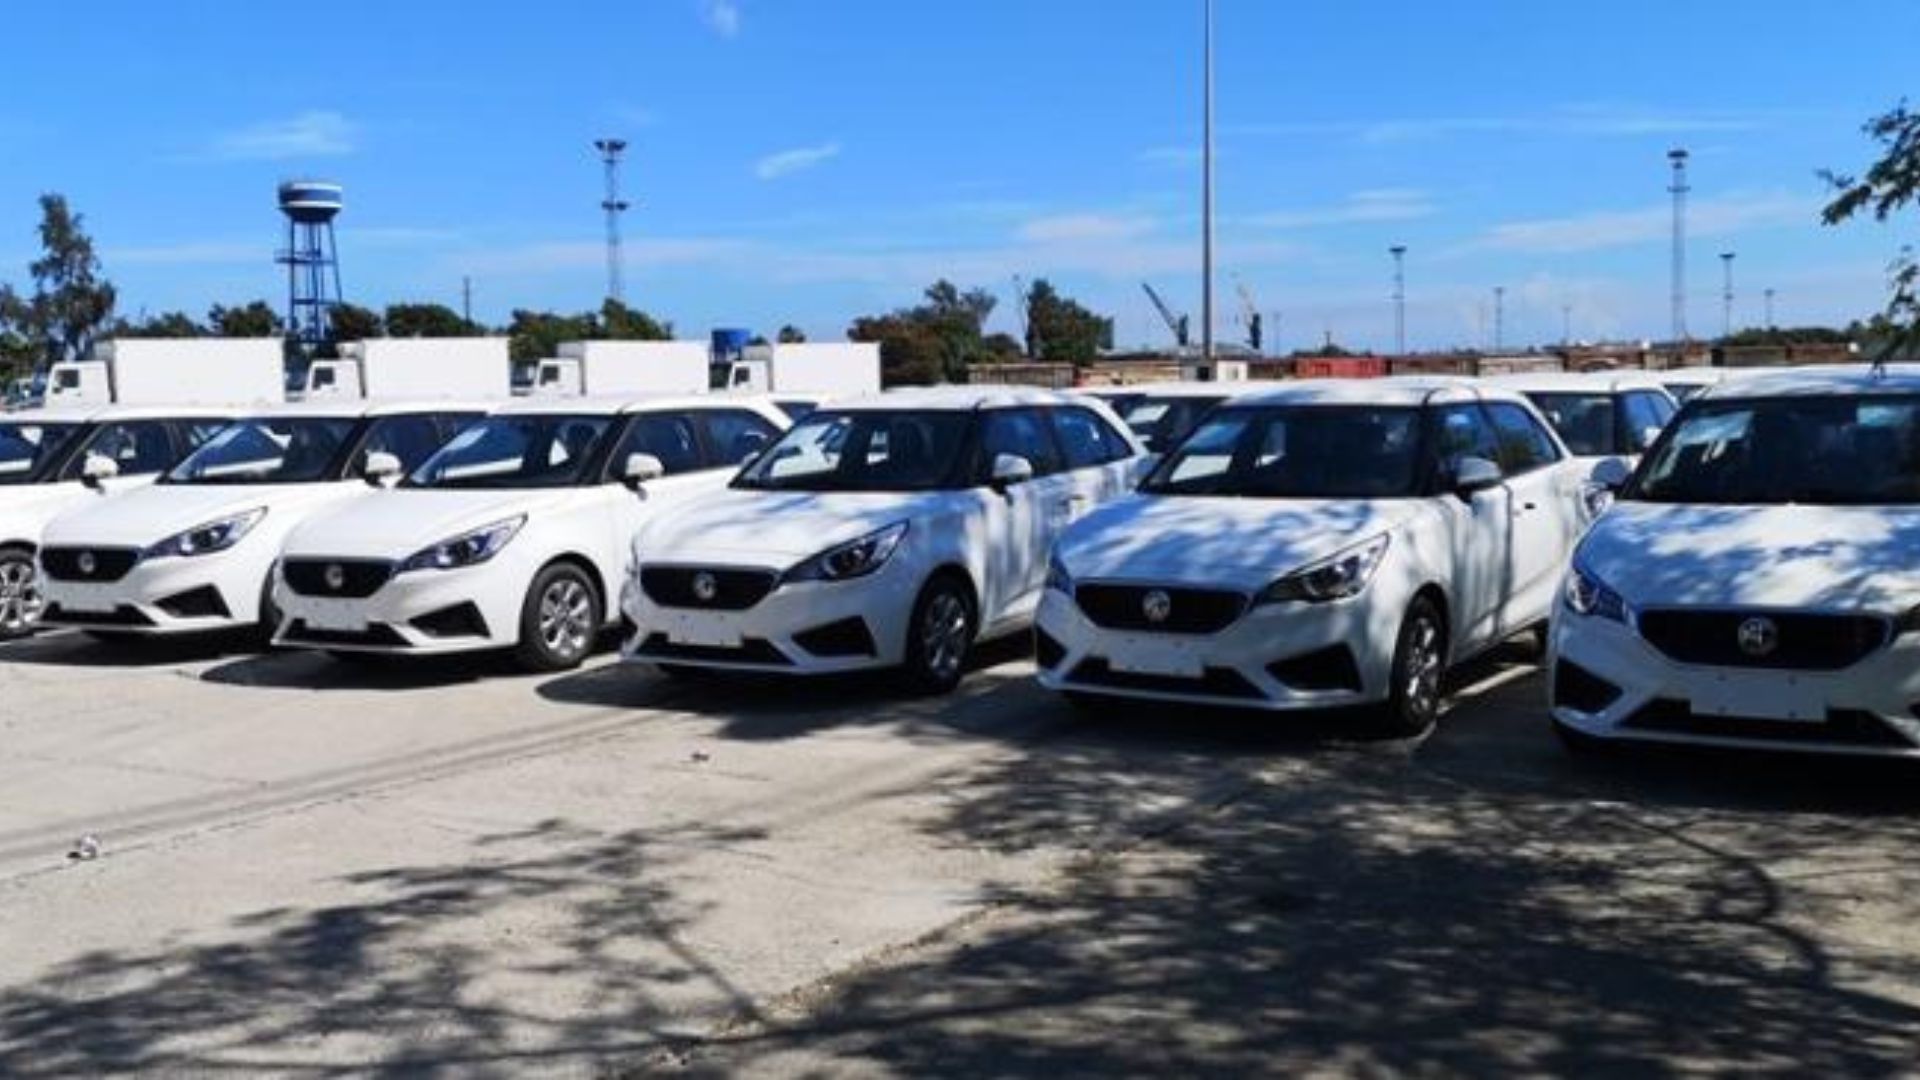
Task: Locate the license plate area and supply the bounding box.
[1104,635,1204,678]
[667,614,743,649]
[302,601,369,633]
[57,585,118,614]
[1689,671,1827,723]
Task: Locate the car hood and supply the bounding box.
[636,487,950,565]
[40,482,352,548]
[1581,500,1920,612]
[1056,494,1425,592]
[284,488,571,559]
[0,482,97,538]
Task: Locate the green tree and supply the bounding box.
[599,298,671,340]
[1822,101,1920,356]
[329,302,383,341]
[207,300,283,337]
[848,313,945,386]
[504,309,597,363]
[1024,279,1112,365]
[115,310,206,338]
[0,194,118,371]
[384,302,473,338]
[777,324,807,344]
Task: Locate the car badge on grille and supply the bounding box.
[692,571,719,603]
[1142,589,1172,624]
[76,552,97,576]
[1736,616,1778,658]
[324,564,347,592]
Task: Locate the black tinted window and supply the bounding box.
[1051,407,1131,468]
[358,414,456,475]
[699,409,781,468]
[616,414,703,475]
[1527,393,1616,456]
[978,408,1063,478]
[1621,392,1675,452]
[1485,403,1561,475]
[1431,405,1503,478]
[61,421,177,480]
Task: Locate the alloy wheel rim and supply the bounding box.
[921,592,970,680]
[1404,616,1442,720]
[538,579,593,658]
[0,556,43,634]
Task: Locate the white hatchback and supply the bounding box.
[622,386,1146,692]
[1037,378,1592,733]
[1552,365,1920,758]
[272,396,788,671]
[1485,371,1678,467]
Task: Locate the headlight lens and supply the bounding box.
[1255,535,1390,606]
[1045,556,1074,596]
[142,508,265,559]
[1563,562,1627,623]
[784,521,908,584]
[397,516,525,574]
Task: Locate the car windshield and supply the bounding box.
[1524,392,1616,456]
[407,414,615,489]
[164,417,356,484]
[1628,395,1920,506]
[0,421,83,485]
[734,410,971,492]
[1142,405,1424,498]
[1122,395,1226,454]
[1665,383,1708,402]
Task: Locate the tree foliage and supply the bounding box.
[500,299,672,362]
[328,302,383,341]
[116,310,207,338]
[384,302,474,339]
[0,194,117,372]
[598,298,672,341]
[776,324,807,344]
[847,279,1006,385]
[207,300,282,337]
[1024,278,1112,365]
[1822,101,1920,356]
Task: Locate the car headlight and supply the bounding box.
[1563,561,1627,623]
[396,516,525,574]
[783,521,908,584]
[1255,534,1390,606]
[142,508,266,559]
[1580,482,1615,519]
[1045,555,1074,597]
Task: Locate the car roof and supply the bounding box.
[1697,363,1920,401]
[1110,380,1272,399]
[490,393,787,418]
[1232,375,1531,408]
[826,384,1099,412]
[1483,370,1670,393]
[231,398,495,421]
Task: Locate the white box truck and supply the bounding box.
[45,338,284,407]
[720,342,881,396]
[298,337,512,400]
[530,341,710,396]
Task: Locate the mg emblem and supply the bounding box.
[1737,616,1778,658]
[691,571,719,603]
[324,564,346,592]
[76,552,97,576]
[1142,589,1172,625]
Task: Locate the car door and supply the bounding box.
[1485,401,1576,629]
[59,420,185,495]
[1047,405,1136,515]
[1427,403,1514,654]
[973,407,1069,629]
[1618,390,1677,458]
[604,411,721,582]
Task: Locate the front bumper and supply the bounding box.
[272,561,524,654]
[1549,608,1920,758]
[1032,586,1398,712]
[40,548,269,635]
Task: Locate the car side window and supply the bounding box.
[977,407,1064,479]
[698,409,781,468]
[614,413,703,476]
[1620,392,1675,453]
[1484,402,1562,475]
[1430,404,1503,480]
[357,414,454,474]
[1050,406,1132,468]
[182,421,227,449]
[62,421,177,479]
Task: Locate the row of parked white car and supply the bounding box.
[4,363,1915,761]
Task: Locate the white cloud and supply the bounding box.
[701,0,741,37]
[1017,213,1156,243]
[754,142,841,180]
[205,110,356,161]
[1477,192,1814,254]
[1243,189,1434,230]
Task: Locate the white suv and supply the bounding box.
[1552,365,1920,758]
[1037,378,1590,733]
[272,396,787,671]
[622,387,1146,692]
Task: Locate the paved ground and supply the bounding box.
[1,632,1918,1077]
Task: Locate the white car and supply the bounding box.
[0,405,232,638]
[1656,365,1759,403]
[272,396,789,671]
[1551,365,1920,759]
[1485,371,1677,466]
[622,387,1147,692]
[37,401,481,639]
[1114,381,1263,456]
[1036,378,1591,733]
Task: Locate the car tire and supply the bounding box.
[514,564,601,673]
[254,579,283,649]
[1376,595,1447,738]
[0,545,43,641]
[899,573,976,696]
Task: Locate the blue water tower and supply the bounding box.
[276,180,344,346]
[711,328,754,366]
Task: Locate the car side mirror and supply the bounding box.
[623,452,666,487]
[1590,456,1632,492]
[1450,455,1502,498]
[80,453,119,489]
[990,453,1034,491]
[362,451,403,486]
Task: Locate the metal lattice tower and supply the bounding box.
[1389,245,1407,354]
[276,181,344,347]
[1764,287,1776,329]
[1493,286,1506,351]
[1668,148,1690,342]
[1720,252,1736,338]
[595,139,631,304]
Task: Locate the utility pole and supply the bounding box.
[1200,0,1215,368]
[1562,303,1572,347]
[1668,148,1690,342]
[1389,245,1407,355]
[1764,287,1776,329]
[1720,251,1736,338]
[461,275,473,329]
[594,138,630,304]
[1492,286,1506,352]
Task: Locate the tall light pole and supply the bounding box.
[594,138,631,304]
[1720,251,1735,338]
[1668,148,1690,342]
[1562,303,1572,347]
[1389,245,1407,355]
[1764,287,1776,329]
[1200,0,1215,367]
[1492,285,1506,352]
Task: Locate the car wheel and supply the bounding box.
[1377,596,1447,738]
[514,564,601,672]
[254,579,283,649]
[0,546,44,640]
[900,574,976,695]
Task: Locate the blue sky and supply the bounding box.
[2,0,1916,351]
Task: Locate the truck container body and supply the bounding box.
[301,338,511,400]
[532,341,710,397]
[723,342,881,395]
[45,338,284,407]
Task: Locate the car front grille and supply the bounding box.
[39,547,140,583]
[1066,658,1263,700]
[1621,698,1913,749]
[640,567,779,611]
[1074,583,1247,634]
[633,633,791,666]
[1636,609,1889,671]
[282,558,394,599]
